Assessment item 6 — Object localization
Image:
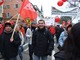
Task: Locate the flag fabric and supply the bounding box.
[24,18,31,26]
[19,0,37,21]
[0,0,4,5]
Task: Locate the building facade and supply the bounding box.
[3,0,22,19]
[3,0,44,21]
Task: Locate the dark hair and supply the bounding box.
[63,22,80,60]
[4,23,12,28]
[38,19,45,24]
[66,24,72,31]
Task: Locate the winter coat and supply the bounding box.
[55,27,64,41]
[16,31,24,46]
[54,51,65,60]
[0,31,21,59]
[26,28,32,44]
[32,28,54,57]
[0,26,4,35]
[54,51,80,60]
[58,30,68,47]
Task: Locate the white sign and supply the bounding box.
[37,17,55,26]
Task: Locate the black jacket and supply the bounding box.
[0,31,21,59]
[32,28,54,56]
[54,51,65,60]
[54,51,80,60]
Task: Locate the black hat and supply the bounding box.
[4,22,12,28]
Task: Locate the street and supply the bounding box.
[17,40,59,60]
[0,36,59,60]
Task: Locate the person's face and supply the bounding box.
[16,26,20,31]
[68,27,72,32]
[38,21,45,29]
[5,25,12,32]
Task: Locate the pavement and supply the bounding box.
[17,39,59,60]
[1,36,59,60]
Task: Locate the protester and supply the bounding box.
[0,24,4,35]
[0,22,21,60]
[49,25,56,37]
[16,24,24,60]
[31,22,36,32]
[32,19,54,60]
[26,25,33,60]
[58,24,72,50]
[55,25,64,43]
[19,24,25,36]
[54,22,80,60]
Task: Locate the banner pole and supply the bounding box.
[10,14,20,41]
[9,13,18,21]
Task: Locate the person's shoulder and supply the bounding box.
[14,32,19,36]
[45,28,50,32]
[54,51,65,60]
[61,31,65,35]
[32,28,38,34]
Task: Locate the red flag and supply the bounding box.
[0,0,4,5]
[19,0,37,21]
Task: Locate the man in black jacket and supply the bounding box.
[32,20,54,60]
[0,22,21,60]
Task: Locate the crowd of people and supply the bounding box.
[0,19,80,60]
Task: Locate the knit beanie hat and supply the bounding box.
[4,22,12,28]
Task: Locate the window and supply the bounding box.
[6,5,10,9]
[6,12,11,18]
[4,5,10,9]
[14,4,19,8]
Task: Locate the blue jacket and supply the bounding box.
[58,31,68,47]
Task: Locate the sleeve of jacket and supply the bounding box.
[20,31,24,46]
[32,31,36,52]
[26,28,32,38]
[47,30,54,54]
[54,51,65,60]
[0,35,2,52]
[58,32,64,47]
[11,32,21,46]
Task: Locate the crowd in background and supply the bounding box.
[0,19,80,60]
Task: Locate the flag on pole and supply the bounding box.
[24,18,31,26]
[0,0,4,5]
[19,0,38,21]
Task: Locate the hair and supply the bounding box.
[4,23,12,28]
[66,24,72,31]
[62,22,80,60]
[38,19,45,24]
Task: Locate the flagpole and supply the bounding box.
[10,14,20,40]
[9,13,18,21]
